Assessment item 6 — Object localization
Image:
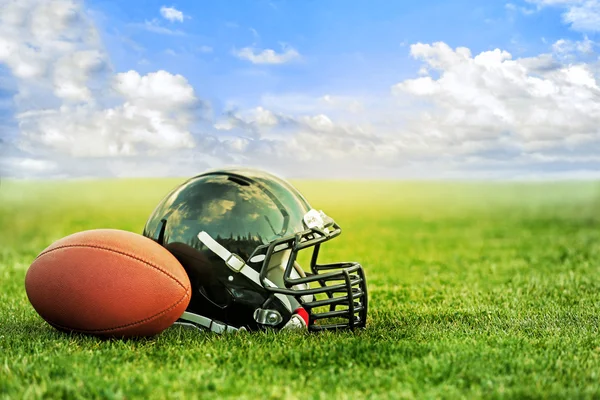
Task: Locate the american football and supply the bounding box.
[25,229,191,338]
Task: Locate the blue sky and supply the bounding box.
[0,0,599,179]
[91,1,572,102]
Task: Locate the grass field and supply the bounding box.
[1,178,600,399]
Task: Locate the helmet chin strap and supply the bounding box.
[175,311,245,333]
[197,231,294,313]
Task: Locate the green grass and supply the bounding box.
[2,178,600,399]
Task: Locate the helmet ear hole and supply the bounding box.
[165,242,231,307]
[197,285,230,309]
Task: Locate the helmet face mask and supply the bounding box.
[143,168,368,332]
[250,221,368,331]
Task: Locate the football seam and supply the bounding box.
[45,291,190,334]
[35,244,189,290]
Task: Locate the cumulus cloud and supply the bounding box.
[0,0,108,100]
[551,36,596,64]
[391,42,600,153]
[18,71,198,157]
[234,47,301,64]
[218,107,279,129]
[2,0,600,179]
[0,0,203,175]
[113,70,196,111]
[53,50,107,102]
[527,0,600,32]
[211,40,600,178]
[160,6,184,22]
[213,103,397,171]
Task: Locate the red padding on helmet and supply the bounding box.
[294,307,309,326]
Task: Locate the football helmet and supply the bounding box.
[142,168,368,332]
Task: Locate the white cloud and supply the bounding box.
[505,2,537,14]
[320,95,364,113]
[160,6,184,22]
[527,0,600,32]
[0,0,108,93]
[2,1,600,179]
[213,40,600,178]
[242,107,279,127]
[213,106,282,139]
[234,47,301,64]
[2,157,57,173]
[552,36,595,57]
[197,45,213,53]
[114,70,197,111]
[254,93,374,119]
[517,53,560,72]
[53,50,107,102]
[0,144,214,179]
[18,70,198,157]
[138,19,184,35]
[391,42,600,151]
[212,103,397,169]
[0,0,202,166]
[300,114,335,132]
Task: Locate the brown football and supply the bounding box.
[25,229,191,338]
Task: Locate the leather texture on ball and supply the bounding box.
[25,229,191,338]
